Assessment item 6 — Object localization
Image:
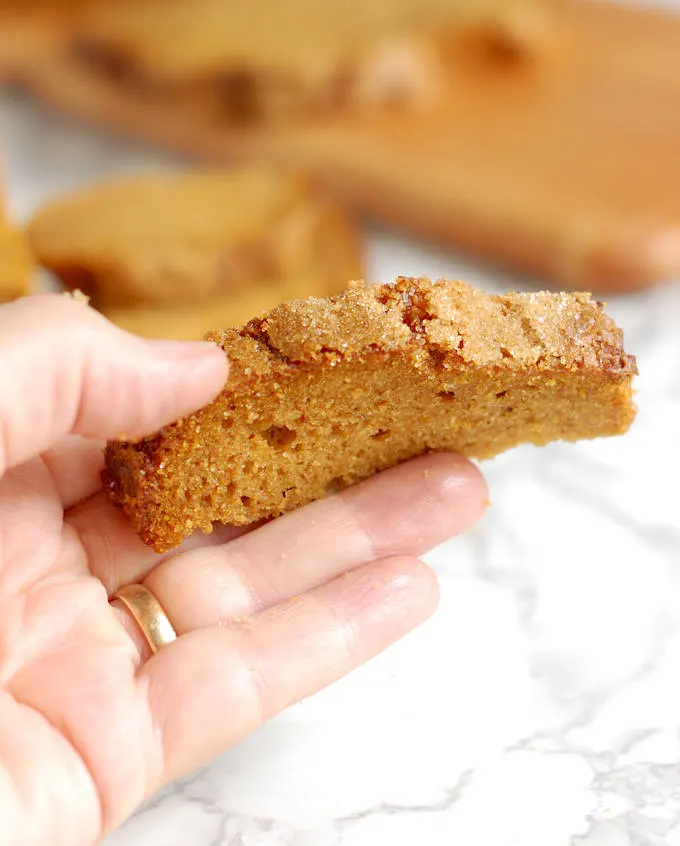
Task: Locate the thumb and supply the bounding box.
[0,294,229,476]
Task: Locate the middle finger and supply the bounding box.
[142,453,487,634]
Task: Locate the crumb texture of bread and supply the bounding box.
[104,276,637,553]
[28,167,362,314]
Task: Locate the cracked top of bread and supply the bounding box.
[210,276,635,376]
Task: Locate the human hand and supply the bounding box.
[0,294,488,846]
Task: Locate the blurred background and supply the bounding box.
[1,1,680,844]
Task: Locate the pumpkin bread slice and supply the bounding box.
[104,276,636,552]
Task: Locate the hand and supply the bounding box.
[0,294,488,846]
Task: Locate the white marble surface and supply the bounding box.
[2,77,680,846]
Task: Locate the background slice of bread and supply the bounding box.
[103,271,355,341]
[104,276,637,553]
[29,167,364,337]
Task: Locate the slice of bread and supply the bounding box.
[104,276,637,553]
[29,168,364,337]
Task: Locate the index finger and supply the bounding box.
[0,294,227,477]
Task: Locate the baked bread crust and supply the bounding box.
[104,276,637,553]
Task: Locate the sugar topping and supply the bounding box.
[213,276,636,376]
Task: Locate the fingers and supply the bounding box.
[141,453,486,633]
[142,555,439,781]
[85,452,485,600]
[66,491,252,595]
[0,294,228,477]
[71,452,484,602]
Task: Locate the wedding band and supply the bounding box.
[113,584,177,654]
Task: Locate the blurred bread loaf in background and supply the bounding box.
[3,0,680,293]
[29,167,364,338]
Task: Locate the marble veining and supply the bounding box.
[2,69,680,846]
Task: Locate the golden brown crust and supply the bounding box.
[104,276,637,553]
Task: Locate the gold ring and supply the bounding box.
[113,584,177,654]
